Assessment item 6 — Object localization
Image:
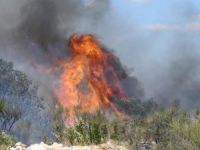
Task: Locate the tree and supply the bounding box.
[0,98,22,132]
[0,59,49,144]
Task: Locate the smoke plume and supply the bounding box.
[0,0,112,96]
[0,0,199,114]
[0,0,144,143]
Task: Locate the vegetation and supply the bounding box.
[47,98,200,150]
[0,131,16,149]
[1,58,200,150]
[0,59,49,145]
[49,109,110,146]
[112,97,158,117]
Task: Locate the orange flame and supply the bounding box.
[52,34,127,123]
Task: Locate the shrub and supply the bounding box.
[0,131,16,150]
[110,124,119,141]
[0,58,52,144]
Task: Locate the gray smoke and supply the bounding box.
[0,0,112,144]
[109,31,200,108]
[150,33,200,108]
[1,0,199,126]
[0,0,110,59]
[0,0,111,96]
[0,0,144,101]
[100,1,200,109]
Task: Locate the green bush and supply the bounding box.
[110,124,119,141]
[66,113,106,145]
[43,96,200,150]
[189,122,200,148]
[67,127,76,145]
[91,122,102,144]
[0,131,16,150]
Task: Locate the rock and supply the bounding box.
[61,147,71,150]
[9,142,127,150]
[67,146,92,150]
[9,148,17,150]
[16,145,23,150]
[15,142,22,146]
[39,142,49,149]
[8,142,26,150]
[26,142,64,150]
[151,141,156,145]
[27,144,46,150]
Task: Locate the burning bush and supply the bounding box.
[45,34,144,124]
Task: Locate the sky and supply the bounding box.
[102,0,200,66]
[0,0,200,108]
[111,0,200,26]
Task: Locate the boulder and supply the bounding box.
[8,142,26,150]
[9,142,127,150]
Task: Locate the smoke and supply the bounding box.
[0,0,111,95]
[17,0,109,53]
[100,1,200,109]
[0,0,113,144]
[0,0,110,58]
[0,0,144,100]
[0,0,145,143]
[150,33,200,108]
[0,0,199,112]
[111,31,200,109]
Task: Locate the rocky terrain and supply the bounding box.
[7,142,127,150]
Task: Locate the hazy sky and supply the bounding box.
[93,0,200,107]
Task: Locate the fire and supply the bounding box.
[51,34,127,123]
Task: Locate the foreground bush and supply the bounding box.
[49,105,200,150]
[113,106,200,150]
[49,109,110,146]
[0,131,16,149]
